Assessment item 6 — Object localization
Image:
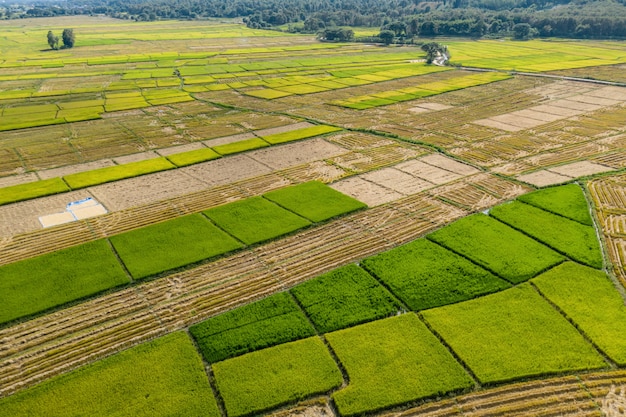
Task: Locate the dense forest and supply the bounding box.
[3,0,626,39]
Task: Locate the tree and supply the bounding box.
[513,23,536,40]
[421,42,449,64]
[62,28,75,48]
[378,29,395,45]
[46,30,59,50]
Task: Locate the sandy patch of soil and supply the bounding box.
[395,159,462,184]
[156,142,207,156]
[548,161,615,177]
[268,399,335,417]
[490,114,544,129]
[113,151,161,164]
[510,109,563,123]
[420,154,481,176]
[570,95,621,107]
[516,170,573,187]
[361,168,433,195]
[531,104,583,117]
[474,118,524,132]
[490,161,536,176]
[415,102,454,111]
[0,173,39,187]
[587,86,626,101]
[88,170,208,211]
[408,106,429,114]
[550,99,601,112]
[180,154,273,186]
[0,190,94,237]
[248,138,346,170]
[330,177,403,206]
[38,160,117,180]
[203,133,256,147]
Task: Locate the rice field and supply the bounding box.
[1,14,626,417]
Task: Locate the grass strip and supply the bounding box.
[211,137,270,155]
[166,148,221,167]
[263,181,366,223]
[533,262,626,366]
[190,292,316,363]
[327,314,473,416]
[110,213,242,279]
[422,284,606,384]
[213,337,342,417]
[361,238,510,311]
[63,157,175,189]
[0,332,220,417]
[203,196,311,245]
[490,201,602,269]
[0,240,129,325]
[427,214,565,283]
[291,264,401,333]
[0,178,70,206]
[261,125,342,145]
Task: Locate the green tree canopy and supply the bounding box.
[62,28,75,48]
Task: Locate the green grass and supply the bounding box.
[261,125,342,145]
[203,196,311,245]
[166,148,221,167]
[361,239,511,311]
[427,214,565,283]
[0,177,70,206]
[211,137,270,155]
[0,332,220,417]
[0,240,129,325]
[533,262,626,366]
[189,292,316,363]
[110,213,242,279]
[263,181,366,222]
[422,284,607,384]
[490,201,602,269]
[290,264,401,333]
[63,157,176,189]
[213,337,343,417]
[518,184,593,226]
[244,88,294,99]
[327,314,473,416]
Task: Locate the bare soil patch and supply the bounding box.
[0,190,94,237]
[516,170,573,187]
[511,109,563,123]
[550,99,602,112]
[330,177,403,206]
[570,95,621,107]
[490,114,544,129]
[531,104,583,117]
[361,167,434,195]
[247,138,346,170]
[548,161,615,177]
[0,173,39,188]
[38,160,117,180]
[587,86,626,101]
[180,154,272,186]
[474,118,524,132]
[396,159,463,184]
[420,154,481,175]
[113,151,161,164]
[88,170,208,211]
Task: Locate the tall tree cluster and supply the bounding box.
[46,29,75,50]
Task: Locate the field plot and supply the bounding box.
[517,183,594,226]
[533,262,626,366]
[490,201,603,268]
[290,264,401,333]
[213,337,342,417]
[0,332,220,417]
[427,214,565,283]
[588,174,626,286]
[204,196,311,245]
[110,213,242,279]
[0,239,129,325]
[190,292,315,363]
[327,314,474,416]
[361,238,510,311]
[422,284,607,384]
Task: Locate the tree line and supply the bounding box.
[5,0,626,40]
